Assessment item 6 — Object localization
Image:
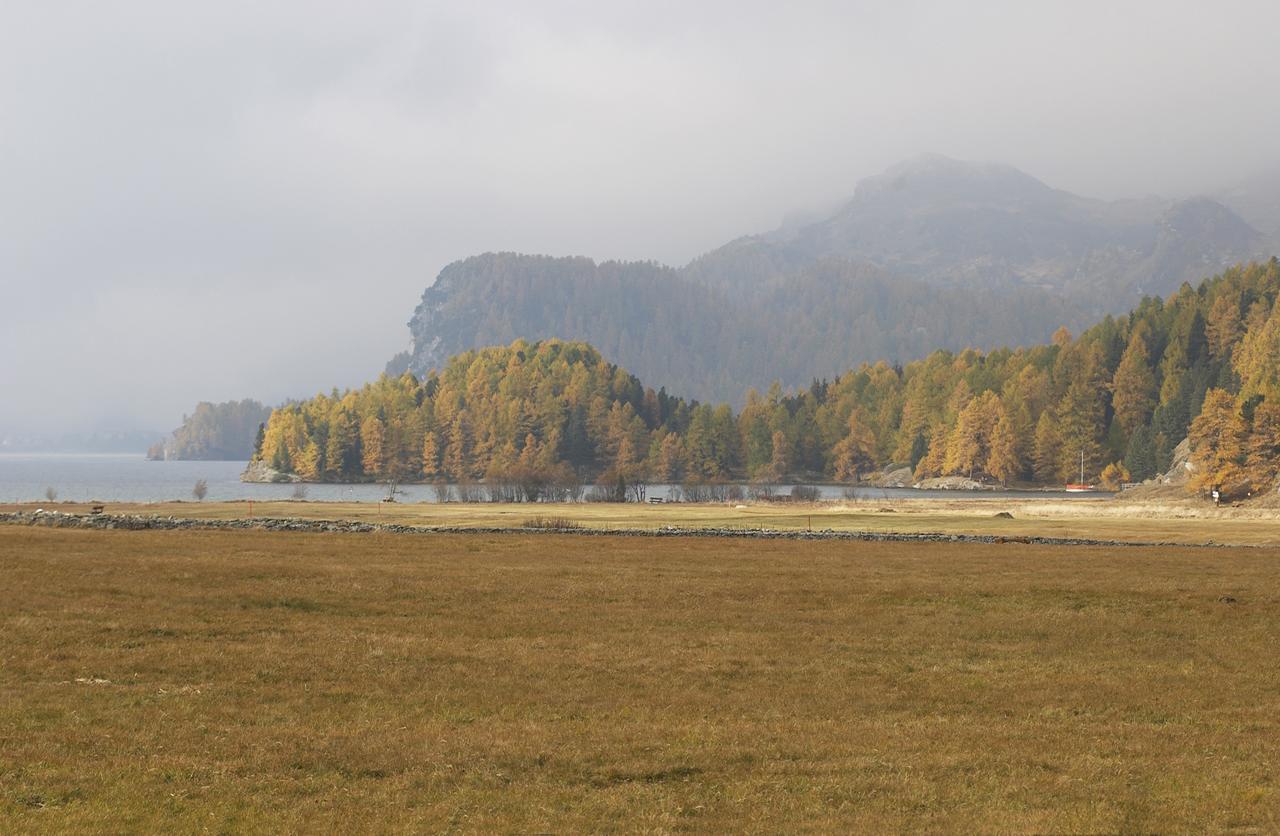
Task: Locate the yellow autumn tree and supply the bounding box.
[1188,388,1246,496]
[987,412,1021,486]
[1099,461,1131,491]
[360,416,386,478]
[421,431,441,480]
[1234,299,1280,404]
[831,408,877,481]
[1244,401,1280,494]
[766,430,790,482]
[1110,335,1156,435]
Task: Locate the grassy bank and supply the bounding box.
[2,527,1279,830]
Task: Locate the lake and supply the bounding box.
[0,454,1113,504]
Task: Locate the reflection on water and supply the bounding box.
[0,454,1113,504]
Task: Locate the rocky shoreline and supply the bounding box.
[0,510,1225,549]
[240,460,300,483]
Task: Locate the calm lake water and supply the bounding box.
[0,454,1113,504]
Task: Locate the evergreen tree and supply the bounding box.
[1123,425,1158,481]
[325,408,358,479]
[1055,345,1107,481]
[1033,411,1061,484]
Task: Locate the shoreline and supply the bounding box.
[0,509,1239,549]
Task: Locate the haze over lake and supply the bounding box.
[0,454,1113,505]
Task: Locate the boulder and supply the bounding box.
[866,465,914,488]
[1156,438,1193,486]
[914,475,991,491]
[240,460,300,483]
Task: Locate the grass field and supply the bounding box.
[7,493,1280,545]
[3,527,1280,831]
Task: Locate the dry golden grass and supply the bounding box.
[3,527,1280,832]
[8,494,1280,545]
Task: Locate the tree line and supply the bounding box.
[394,252,1088,406]
[255,259,1280,497]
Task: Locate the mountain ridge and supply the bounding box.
[397,155,1276,402]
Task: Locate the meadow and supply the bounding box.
[3,525,1279,831]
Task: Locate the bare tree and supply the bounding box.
[44,486,57,502]
[192,479,208,501]
[291,483,308,500]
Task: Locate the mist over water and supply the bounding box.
[3,1,1280,438]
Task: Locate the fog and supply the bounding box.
[3,0,1279,437]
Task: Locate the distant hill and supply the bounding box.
[156,400,273,461]
[395,155,1275,402]
[394,252,1080,405]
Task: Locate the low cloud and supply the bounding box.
[3,0,1279,433]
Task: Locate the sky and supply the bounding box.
[3,0,1280,437]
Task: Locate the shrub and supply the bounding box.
[520,516,583,530]
[455,483,483,502]
[790,485,821,502]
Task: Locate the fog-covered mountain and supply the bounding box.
[1217,166,1280,242]
[394,155,1275,402]
[0,429,165,454]
[698,154,1269,304]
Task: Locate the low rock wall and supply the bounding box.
[0,510,1215,549]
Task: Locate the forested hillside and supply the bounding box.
[152,399,272,460]
[260,259,1280,496]
[393,253,1084,405]
[396,156,1271,403]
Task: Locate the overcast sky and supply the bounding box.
[3,0,1280,436]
